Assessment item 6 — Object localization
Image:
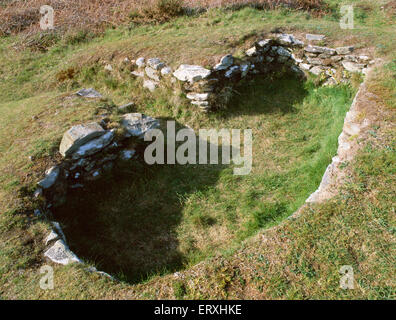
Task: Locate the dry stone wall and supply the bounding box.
[130,33,372,112]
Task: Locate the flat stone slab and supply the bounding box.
[59,122,105,157]
[37,166,60,189]
[71,131,115,159]
[121,113,160,138]
[76,88,102,98]
[336,46,354,55]
[305,45,336,55]
[173,65,211,83]
[44,240,81,265]
[214,54,234,71]
[342,61,365,73]
[306,34,326,41]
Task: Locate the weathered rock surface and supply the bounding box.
[305,45,335,55]
[76,88,102,98]
[44,240,81,265]
[59,123,105,157]
[336,46,354,55]
[121,113,160,138]
[37,166,60,189]
[143,79,158,92]
[276,34,304,47]
[173,65,211,83]
[306,34,326,41]
[147,58,165,70]
[135,57,145,68]
[145,66,160,81]
[186,93,210,101]
[71,131,115,159]
[214,54,234,71]
[342,61,365,73]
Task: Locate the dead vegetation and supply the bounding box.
[0,0,328,36]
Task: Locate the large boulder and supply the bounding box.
[59,123,105,157]
[121,113,160,138]
[173,65,211,84]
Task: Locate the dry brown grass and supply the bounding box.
[0,0,327,36]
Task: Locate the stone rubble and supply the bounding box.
[128,33,370,112]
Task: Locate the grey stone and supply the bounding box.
[257,39,271,47]
[186,93,210,101]
[307,57,327,66]
[161,66,172,76]
[51,221,66,242]
[173,65,211,83]
[71,131,115,159]
[277,46,292,57]
[225,65,239,78]
[335,46,354,55]
[342,61,365,73]
[37,166,60,189]
[276,34,304,47]
[309,66,325,76]
[299,63,312,71]
[44,240,81,265]
[121,113,160,139]
[214,54,234,71]
[240,64,250,77]
[76,88,102,98]
[304,45,335,55]
[45,230,60,245]
[34,188,43,198]
[306,34,326,41]
[245,46,257,56]
[59,123,105,157]
[343,55,359,62]
[131,70,144,78]
[143,79,158,92]
[147,58,165,70]
[136,57,145,68]
[145,66,160,81]
[191,100,209,106]
[104,64,113,72]
[331,55,342,63]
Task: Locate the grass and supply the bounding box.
[0,1,395,299]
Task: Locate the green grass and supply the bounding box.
[0,1,394,299]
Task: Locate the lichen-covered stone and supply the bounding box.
[59,123,105,157]
[173,65,211,83]
[121,113,160,138]
[71,131,115,159]
[44,240,81,265]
